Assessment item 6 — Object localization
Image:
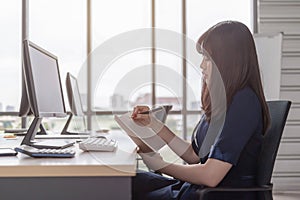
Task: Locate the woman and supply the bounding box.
[131,21,270,200]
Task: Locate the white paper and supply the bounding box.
[114,113,166,152]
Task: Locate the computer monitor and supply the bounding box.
[61,72,88,134]
[66,72,85,117]
[22,40,66,117]
[20,40,73,149]
[19,79,32,117]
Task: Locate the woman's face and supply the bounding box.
[200,55,212,84]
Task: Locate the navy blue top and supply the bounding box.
[132,87,264,200]
[192,87,263,188]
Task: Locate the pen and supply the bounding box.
[139,107,164,114]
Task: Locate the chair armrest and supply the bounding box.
[197,184,272,200]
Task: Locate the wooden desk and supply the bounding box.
[0,130,137,200]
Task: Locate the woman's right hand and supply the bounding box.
[131,105,151,126]
[131,105,165,133]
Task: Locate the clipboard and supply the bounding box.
[114,113,166,153]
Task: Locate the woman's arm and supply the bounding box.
[161,158,232,187]
[131,106,199,164]
[141,152,232,187]
[156,125,200,164]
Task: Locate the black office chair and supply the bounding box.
[197,100,291,200]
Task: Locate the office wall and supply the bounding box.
[258,0,300,192]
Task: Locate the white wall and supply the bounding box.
[258,0,300,192]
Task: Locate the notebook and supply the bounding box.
[114,113,166,153]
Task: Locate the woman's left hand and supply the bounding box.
[139,152,168,172]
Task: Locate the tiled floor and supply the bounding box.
[274,193,300,200]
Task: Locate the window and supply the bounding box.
[0,1,22,130]
[92,0,151,113]
[0,1,21,112]
[29,0,86,131]
[185,0,252,138]
[29,0,86,109]
[0,1,252,133]
[155,0,182,112]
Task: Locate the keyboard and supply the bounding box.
[79,137,117,152]
[15,145,75,158]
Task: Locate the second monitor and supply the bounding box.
[64,73,110,135]
[61,72,92,135]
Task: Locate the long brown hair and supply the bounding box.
[197,21,270,134]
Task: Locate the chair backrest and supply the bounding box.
[257,100,291,186]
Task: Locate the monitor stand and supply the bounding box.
[4,124,47,136]
[61,113,73,135]
[37,124,47,135]
[61,113,91,135]
[21,117,75,149]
